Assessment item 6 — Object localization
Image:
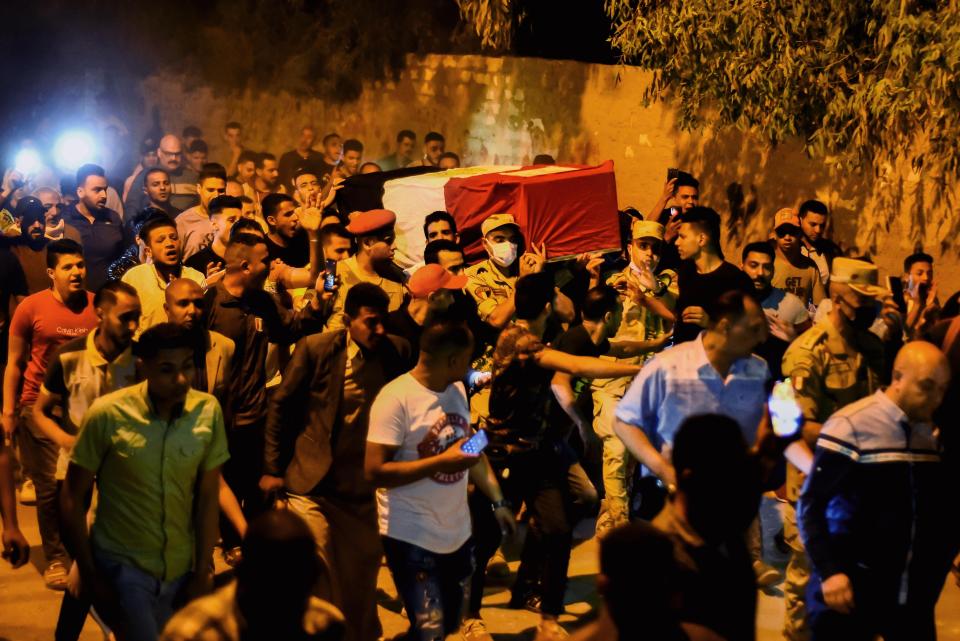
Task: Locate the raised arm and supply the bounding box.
[606,333,672,359]
[647,178,676,226]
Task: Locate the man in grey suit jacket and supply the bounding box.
[260,283,409,641]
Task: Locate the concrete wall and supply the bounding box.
[137,53,960,292]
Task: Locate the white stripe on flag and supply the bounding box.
[382,166,519,269]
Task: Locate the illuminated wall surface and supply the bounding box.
[139,54,958,290]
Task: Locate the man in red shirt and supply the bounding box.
[1,238,98,589]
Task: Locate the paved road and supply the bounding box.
[2,499,959,640]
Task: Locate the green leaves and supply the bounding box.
[457,0,960,245]
[601,0,960,180]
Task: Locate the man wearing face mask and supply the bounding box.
[464,213,546,331]
[780,257,888,641]
[590,220,676,535]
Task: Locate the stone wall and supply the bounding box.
[137,53,959,292]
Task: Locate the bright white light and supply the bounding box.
[53,131,96,171]
[14,148,42,176]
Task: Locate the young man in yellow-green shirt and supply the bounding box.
[61,322,229,641]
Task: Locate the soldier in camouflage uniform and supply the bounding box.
[464,214,546,424]
[592,219,676,535]
[780,258,888,641]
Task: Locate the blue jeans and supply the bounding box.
[93,548,188,641]
[382,537,474,641]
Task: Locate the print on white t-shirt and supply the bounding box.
[417,412,471,484]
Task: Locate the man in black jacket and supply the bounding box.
[799,341,952,640]
[259,283,409,641]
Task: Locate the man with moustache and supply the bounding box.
[326,210,406,330]
[376,130,416,171]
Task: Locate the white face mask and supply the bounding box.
[488,240,518,268]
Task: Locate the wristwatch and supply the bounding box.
[490,499,511,511]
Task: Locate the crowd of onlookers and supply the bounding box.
[0,119,958,641]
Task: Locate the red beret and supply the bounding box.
[345,209,396,235]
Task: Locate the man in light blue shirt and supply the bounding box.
[614,289,771,489]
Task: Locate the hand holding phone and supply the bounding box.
[906,274,919,299]
[460,430,489,456]
[769,378,803,438]
[323,258,337,292]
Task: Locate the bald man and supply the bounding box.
[799,341,953,641]
[124,134,199,216]
[164,278,249,563]
[164,279,234,400]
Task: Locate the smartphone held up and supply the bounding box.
[323,258,337,292]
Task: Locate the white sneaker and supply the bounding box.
[19,479,36,505]
[461,618,494,641]
[534,619,569,641]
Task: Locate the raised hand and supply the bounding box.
[520,242,546,276]
[661,177,678,203]
[300,203,322,233]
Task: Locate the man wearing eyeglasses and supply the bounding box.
[772,208,826,311]
[123,135,200,217]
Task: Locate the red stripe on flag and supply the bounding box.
[444,161,621,263]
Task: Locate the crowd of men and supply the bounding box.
[0,120,958,641]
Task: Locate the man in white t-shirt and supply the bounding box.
[742,241,811,380]
[366,321,515,641]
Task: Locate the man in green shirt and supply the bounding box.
[61,322,229,641]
